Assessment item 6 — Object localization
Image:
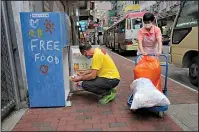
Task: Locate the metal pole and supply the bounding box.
[2,1,21,110]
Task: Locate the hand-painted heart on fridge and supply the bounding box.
[40,65,49,74]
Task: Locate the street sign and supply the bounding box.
[125,4,140,12]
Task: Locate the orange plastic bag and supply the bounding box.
[134,56,162,92]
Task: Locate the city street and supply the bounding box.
[1,1,198,132]
[107,46,198,91]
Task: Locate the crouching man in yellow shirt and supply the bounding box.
[72,43,120,104]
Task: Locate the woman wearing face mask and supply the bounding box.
[137,12,162,56]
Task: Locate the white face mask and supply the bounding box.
[144,23,152,29]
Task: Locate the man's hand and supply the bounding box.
[71,69,97,81]
[155,51,162,56]
[71,76,81,82]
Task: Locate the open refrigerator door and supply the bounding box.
[69,45,100,92]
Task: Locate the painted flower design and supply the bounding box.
[44,19,55,34]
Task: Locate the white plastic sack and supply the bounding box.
[130,78,170,110]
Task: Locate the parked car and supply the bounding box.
[162,35,170,46]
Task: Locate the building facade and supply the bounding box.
[103,1,141,27]
[140,1,181,36]
[116,1,140,19]
[87,1,112,44]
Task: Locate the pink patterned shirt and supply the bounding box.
[137,25,162,55]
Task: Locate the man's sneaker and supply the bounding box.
[75,81,83,90]
[112,87,117,93]
[99,91,115,104]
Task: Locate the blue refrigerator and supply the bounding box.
[20,12,71,107]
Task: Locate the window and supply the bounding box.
[162,35,170,45]
[127,18,131,30]
[119,20,125,33]
[175,1,198,28]
[135,0,139,4]
[115,24,120,33]
[132,18,143,29]
[172,28,192,44]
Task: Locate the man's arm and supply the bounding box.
[79,69,98,81]
[77,70,92,76]
[73,51,103,82]
[72,69,98,82]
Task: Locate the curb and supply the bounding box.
[1,108,28,131]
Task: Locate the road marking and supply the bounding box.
[107,48,198,93]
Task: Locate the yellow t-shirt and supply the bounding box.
[91,48,120,79]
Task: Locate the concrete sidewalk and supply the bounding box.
[4,48,198,131]
[168,104,198,131]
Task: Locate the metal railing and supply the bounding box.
[1,1,20,120]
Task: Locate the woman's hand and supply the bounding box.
[142,52,147,56]
[155,51,161,56]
